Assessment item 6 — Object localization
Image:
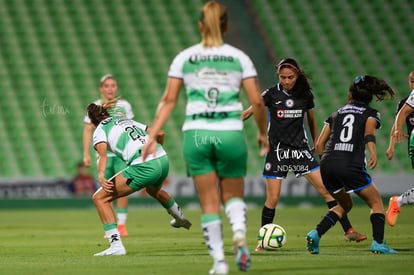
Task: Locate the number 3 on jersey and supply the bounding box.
[340,114,354,142]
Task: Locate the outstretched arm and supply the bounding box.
[315,123,330,156]
[306,109,318,146]
[241,106,253,121]
[242,77,269,155]
[95,142,114,193]
[394,104,413,143]
[83,123,95,167]
[142,77,183,160]
[365,117,378,169]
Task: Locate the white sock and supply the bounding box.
[117,213,128,225]
[225,198,247,236]
[201,214,224,262]
[400,188,414,206]
[167,202,185,220]
[105,228,124,247]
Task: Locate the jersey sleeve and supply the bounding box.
[306,95,315,110]
[325,115,333,126]
[124,100,135,119]
[239,52,257,79]
[92,125,107,150]
[261,88,271,106]
[83,112,91,124]
[369,109,381,129]
[405,90,414,109]
[396,96,408,114]
[168,51,185,79]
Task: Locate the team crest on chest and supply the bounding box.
[285,99,294,108]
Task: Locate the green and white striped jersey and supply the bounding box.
[84,98,134,157]
[93,117,166,165]
[168,43,257,131]
[83,99,134,124]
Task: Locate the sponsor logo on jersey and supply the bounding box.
[409,117,414,125]
[189,54,234,64]
[265,162,272,171]
[285,99,294,107]
[276,109,303,118]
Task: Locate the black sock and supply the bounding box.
[326,200,352,232]
[370,213,385,243]
[261,206,275,226]
[316,211,339,237]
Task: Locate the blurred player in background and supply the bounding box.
[142,1,268,274]
[83,74,133,237]
[306,75,397,254]
[70,161,97,196]
[386,70,414,165]
[243,58,366,251]
[386,72,414,226]
[87,103,191,256]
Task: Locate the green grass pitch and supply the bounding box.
[0,205,413,274]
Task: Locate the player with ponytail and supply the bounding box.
[306,75,397,254]
[142,1,268,274]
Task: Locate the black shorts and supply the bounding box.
[262,144,319,178]
[320,159,372,193]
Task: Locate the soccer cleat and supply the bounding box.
[255,242,264,252]
[170,218,192,230]
[306,229,320,254]
[386,196,400,227]
[94,245,126,256]
[208,261,229,275]
[370,240,397,254]
[117,224,128,237]
[233,231,251,272]
[344,228,367,242]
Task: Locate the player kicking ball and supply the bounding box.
[87,103,191,256]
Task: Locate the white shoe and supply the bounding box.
[94,246,126,256]
[209,261,229,275]
[170,218,192,230]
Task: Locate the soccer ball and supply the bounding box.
[258,223,287,250]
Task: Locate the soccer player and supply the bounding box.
[306,75,397,254]
[243,58,366,251]
[386,74,414,226]
[83,74,133,237]
[386,70,414,165]
[141,1,268,274]
[87,103,191,256]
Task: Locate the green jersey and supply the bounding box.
[168,43,257,131]
[84,98,134,157]
[93,117,166,165]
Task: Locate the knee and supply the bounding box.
[342,201,353,213]
[92,190,108,206]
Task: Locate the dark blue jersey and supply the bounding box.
[262,83,314,148]
[321,101,381,167]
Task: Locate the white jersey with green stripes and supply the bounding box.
[84,98,134,157]
[83,99,134,124]
[168,43,257,131]
[93,117,166,165]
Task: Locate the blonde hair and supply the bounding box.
[199,1,227,47]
